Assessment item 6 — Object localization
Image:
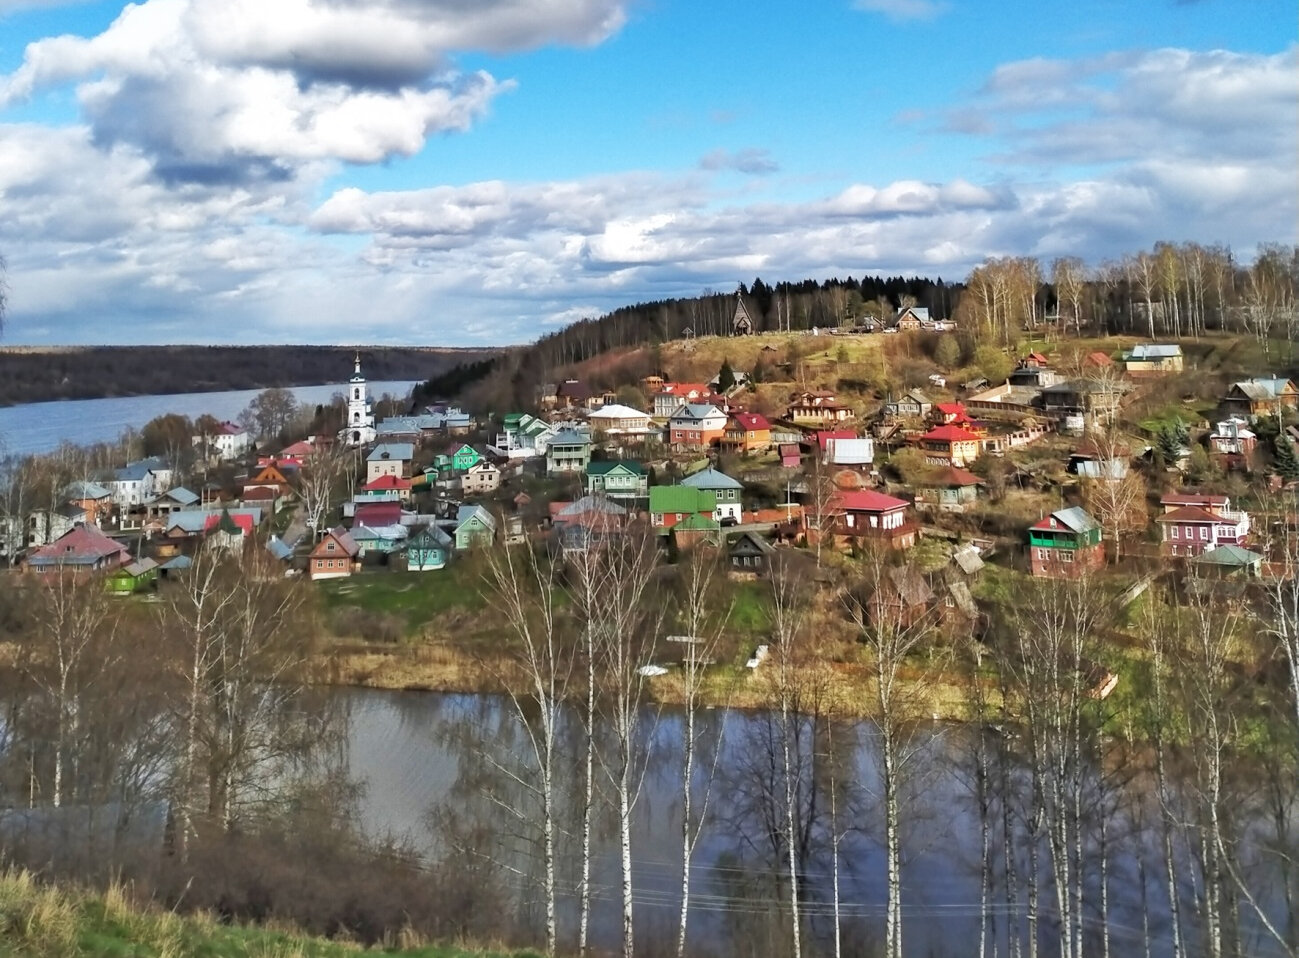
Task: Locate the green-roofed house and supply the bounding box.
[1194,544,1264,578]
[649,486,717,531]
[672,511,722,549]
[448,443,483,473]
[106,557,159,595]
[585,461,648,501]
[1028,506,1104,578]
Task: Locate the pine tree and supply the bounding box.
[1273,434,1299,481]
[717,358,736,392]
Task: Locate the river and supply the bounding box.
[0,381,419,459]
[336,687,1293,958]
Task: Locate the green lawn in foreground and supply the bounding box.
[316,563,489,637]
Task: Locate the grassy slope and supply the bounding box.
[0,871,533,958]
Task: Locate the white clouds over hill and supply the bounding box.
[0,0,1293,345]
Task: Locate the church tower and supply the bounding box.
[342,353,376,447]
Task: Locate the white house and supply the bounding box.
[195,421,251,460]
[366,443,414,483]
[588,403,655,437]
[680,467,744,523]
[103,457,174,508]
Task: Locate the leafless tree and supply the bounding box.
[299,442,354,537]
[567,532,661,958]
[482,541,570,955]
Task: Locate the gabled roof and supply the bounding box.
[151,486,200,506]
[112,458,169,483]
[1030,506,1099,534]
[675,513,721,531]
[649,486,716,515]
[880,565,935,606]
[1124,344,1182,360]
[934,402,967,416]
[922,466,982,488]
[556,495,628,519]
[1161,492,1229,509]
[549,428,592,446]
[670,403,727,423]
[362,474,412,492]
[893,389,932,406]
[367,442,414,462]
[1195,544,1264,567]
[920,424,983,443]
[216,421,245,435]
[117,558,159,578]
[265,536,294,561]
[64,481,111,501]
[26,524,130,567]
[166,508,263,535]
[279,440,317,457]
[1083,351,1114,367]
[355,502,403,527]
[1229,377,1298,400]
[408,525,453,549]
[833,490,909,513]
[587,460,646,477]
[729,412,770,431]
[681,467,743,490]
[815,429,857,451]
[729,530,776,555]
[590,403,650,420]
[456,504,497,532]
[312,527,360,558]
[1157,505,1224,524]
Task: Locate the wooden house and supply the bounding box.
[1027,507,1104,578]
[366,443,414,483]
[309,527,361,580]
[1223,377,1299,418]
[649,486,717,531]
[914,466,982,512]
[787,391,853,427]
[727,530,775,575]
[732,294,756,335]
[681,467,744,522]
[585,461,648,501]
[884,390,933,420]
[1122,344,1184,375]
[722,412,772,454]
[25,523,130,575]
[668,404,728,448]
[405,526,453,571]
[105,558,158,595]
[814,490,916,550]
[454,505,496,550]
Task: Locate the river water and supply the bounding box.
[0,381,419,459]
[336,687,1293,958]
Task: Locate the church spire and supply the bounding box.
[354,351,361,376]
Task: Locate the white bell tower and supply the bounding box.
[342,352,376,446]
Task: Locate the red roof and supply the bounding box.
[1025,351,1050,365]
[1157,505,1224,524]
[354,503,402,527]
[27,524,129,566]
[217,421,244,435]
[660,383,710,396]
[203,512,255,535]
[816,429,856,451]
[1083,351,1114,367]
[920,424,983,443]
[363,474,411,492]
[934,402,966,415]
[241,486,278,500]
[832,490,908,513]
[280,440,316,457]
[731,412,770,431]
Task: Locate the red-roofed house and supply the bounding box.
[917,423,985,468]
[1157,503,1251,557]
[24,523,130,575]
[259,438,326,469]
[812,489,916,550]
[653,383,718,418]
[931,403,976,426]
[309,527,361,579]
[1083,352,1114,369]
[722,412,772,454]
[354,502,403,529]
[1160,491,1233,513]
[778,443,803,469]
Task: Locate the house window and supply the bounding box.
[1200,527,1208,540]
[1062,551,1074,562]
[1171,526,1179,539]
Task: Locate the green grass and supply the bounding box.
[317,564,488,637]
[0,870,533,958]
[726,580,773,636]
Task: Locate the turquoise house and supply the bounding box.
[585,461,648,500]
[407,526,453,571]
[455,505,497,550]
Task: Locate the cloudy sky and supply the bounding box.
[0,0,1294,345]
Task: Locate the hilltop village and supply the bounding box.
[3,294,1298,697]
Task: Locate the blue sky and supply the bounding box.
[0,0,1294,345]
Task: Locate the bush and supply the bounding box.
[974,346,1012,384]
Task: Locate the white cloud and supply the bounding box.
[0,0,625,181]
[698,148,779,175]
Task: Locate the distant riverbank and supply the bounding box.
[0,344,495,407]
[0,380,419,458]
